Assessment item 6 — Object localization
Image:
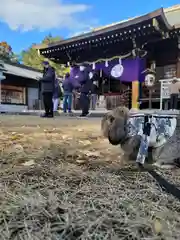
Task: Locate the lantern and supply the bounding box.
[144,73,155,87]
[142,68,156,109]
[142,68,156,87]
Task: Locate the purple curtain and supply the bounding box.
[70,58,145,83]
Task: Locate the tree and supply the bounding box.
[42,34,61,45]
[0,41,19,62]
[21,35,66,75]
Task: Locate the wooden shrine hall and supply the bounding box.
[40,6,180,110]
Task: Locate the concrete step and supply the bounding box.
[0,109,108,118]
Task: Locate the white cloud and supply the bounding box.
[0,0,92,31]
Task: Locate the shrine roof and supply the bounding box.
[164,5,180,28]
[40,8,172,55]
[0,61,42,80]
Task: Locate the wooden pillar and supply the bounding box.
[24,87,26,105]
[177,61,180,78]
[132,81,139,109]
[177,55,180,78]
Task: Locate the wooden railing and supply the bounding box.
[105,89,132,110]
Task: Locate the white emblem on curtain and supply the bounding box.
[110,58,124,78]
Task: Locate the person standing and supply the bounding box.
[78,65,92,117]
[169,77,180,110]
[91,81,98,110]
[39,61,55,118]
[52,77,62,114]
[62,73,74,113]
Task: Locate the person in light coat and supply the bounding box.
[169,77,180,110]
[91,81,98,110]
[52,77,62,113]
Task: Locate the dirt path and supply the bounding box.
[0,115,122,172]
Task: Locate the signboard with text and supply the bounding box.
[160,78,180,109]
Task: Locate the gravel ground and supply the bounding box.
[0,115,180,240]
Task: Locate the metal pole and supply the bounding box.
[149,88,152,109]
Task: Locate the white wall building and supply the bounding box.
[0,61,42,113]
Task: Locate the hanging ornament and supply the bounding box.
[151,61,156,71]
[92,62,95,70]
[65,62,69,68]
[79,66,85,71]
[105,60,108,67]
[89,72,93,79]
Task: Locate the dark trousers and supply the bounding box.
[170,93,178,110]
[80,93,90,115]
[42,92,53,115]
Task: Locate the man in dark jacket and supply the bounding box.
[78,66,93,117]
[40,61,55,117]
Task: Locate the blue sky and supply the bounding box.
[0,0,179,54]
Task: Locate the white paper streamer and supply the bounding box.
[80,66,85,71]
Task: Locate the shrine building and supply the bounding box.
[39,5,180,110]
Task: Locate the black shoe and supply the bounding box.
[40,113,48,118]
[47,113,54,118]
[78,113,89,118]
[41,113,54,118]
